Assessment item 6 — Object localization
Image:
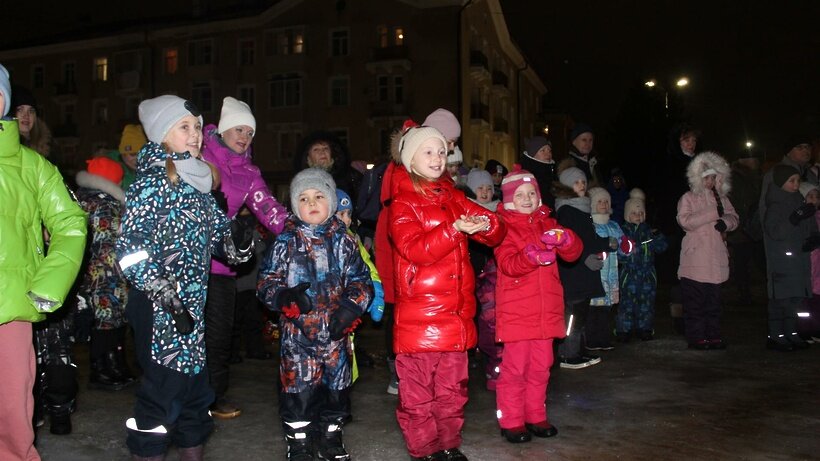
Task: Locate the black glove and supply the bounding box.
[146,277,194,335]
[212,189,229,213]
[274,282,313,317]
[329,300,363,341]
[802,233,820,252]
[583,254,604,271]
[789,204,816,225]
[231,214,256,251]
[714,219,727,232]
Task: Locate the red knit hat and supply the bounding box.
[87,157,124,185]
[500,164,541,210]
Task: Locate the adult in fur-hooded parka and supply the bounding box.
[676,151,739,284]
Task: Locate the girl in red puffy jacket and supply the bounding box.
[387,122,506,461]
[493,166,582,444]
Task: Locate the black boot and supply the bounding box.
[317,422,350,461]
[89,353,130,391]
[49,408,72,435]
[109,348,137,387]
[285,434,314,461]
[43,363,78,435]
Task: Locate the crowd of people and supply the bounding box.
[1,60,819,461]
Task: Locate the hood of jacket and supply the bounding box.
[686,151,732,196]
[75,170,125,203]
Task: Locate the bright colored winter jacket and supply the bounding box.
[494,205,582,343]
[677,190,738,284]
[374,162,398,304]
[116,141,230,375]
[0,119,87,324]
[388,166,506,354]
[590,218,626,306]
[201,124,288,277]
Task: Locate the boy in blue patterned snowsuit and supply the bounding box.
[117,95,252,460]
[258,168,373,461]
[617,195,668,341]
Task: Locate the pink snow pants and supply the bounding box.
[0,321,40,461]
[496,339,554,429]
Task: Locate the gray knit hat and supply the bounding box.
[290,168,337,221]
[559,167,587,187]
[138,95,203,144]
[0,64,10,117]
[466,168,493,195]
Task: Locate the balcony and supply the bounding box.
[366,46,411,73]
[470,103,490,125]
[469,50,490,83]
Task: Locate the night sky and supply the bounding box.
[499,0,820,161]
[6,1,819,163]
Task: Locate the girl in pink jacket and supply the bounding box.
[677,152,739,350]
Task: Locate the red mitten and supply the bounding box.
[619,235,635,255]
[524,244,557,266]
[282,302,301,319]
[541,228,574,250]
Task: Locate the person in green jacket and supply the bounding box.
[0,64,88,461]
[105,124,147,191]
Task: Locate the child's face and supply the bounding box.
[297,189,331,225]
[512,183,539,215]
[410,137,447,180]
[680,134,698,154]
[703,174,716,190]
[475,184,494,204]
[806,189,820,206]
[782,174,800,193]
[446,162,461,177]
[628,209,645,224]
[596,199,610,214]
[164,115,203,157]
[534,145,553,162]
[336,209,352,228]
[573,179,587,197]
[221,125,254,154]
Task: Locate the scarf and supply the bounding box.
[152,157,213,193]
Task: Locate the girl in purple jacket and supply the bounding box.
[201,97,288,419]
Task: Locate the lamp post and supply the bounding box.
[645,77,689,111]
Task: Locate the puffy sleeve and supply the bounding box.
[116,177,169,292]
[389,200,466,266]
[245,164,288,235]
[677,193,719,232]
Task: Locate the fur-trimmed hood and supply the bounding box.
[686,151,731,196]
[75,170,125,203]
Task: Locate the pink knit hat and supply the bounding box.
[500,164,541,210]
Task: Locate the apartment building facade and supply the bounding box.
[1,0,546,189]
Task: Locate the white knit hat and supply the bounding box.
[217,97,256,134]
[447,145,463,164]
[138,95,203,144]
[0,63,10,116]
[588,187,611,214]
[290,168,337,221]
[399,126,448,173]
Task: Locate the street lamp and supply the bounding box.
[745,141,753,148]
[645,76,690,111]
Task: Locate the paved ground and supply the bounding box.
[35,283,820,461]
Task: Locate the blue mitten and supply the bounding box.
[369,281,385,322]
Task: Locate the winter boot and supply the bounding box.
[177,445,204,461]
[317,422,350,461]
[285,433,314,461]
[113,342,138,385]
[90,353,129,391]
[386,357,399,395]
[44,363,78,435]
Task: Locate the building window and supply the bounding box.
[394,27,404,45]
[394,76,404,104]
[329,76,349,107]
[377,25,388,48]
[61,103,76,125]
[165,48,179,75]
[191,81,213,113]
[377,75,389,101]
[331,29,349,57]
[94,57,108,82]
[92,99,108,125]
[63,62,76,86]
[238,85,255,112]
[188,39,213,66]
[277,130,302,160]
[265,28,305,56]
[269,75,302,108]
[238,39,255,66]
[32,65,44,89]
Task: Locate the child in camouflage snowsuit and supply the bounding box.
[257,168,373,461]
[617,195,668,341]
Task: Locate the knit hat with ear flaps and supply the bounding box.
[559,167,587,188]
[119,124,147,155]
[290,168,337,221]
[0,64,10,116]
[629,188,646,201]
[624,198,646,223]
[87,156,125,185]
[588,187,611,214]
[772,164,800,188]
[422,108,461,141]
[500,164,541,210]
[336,189,353,213]
[398,122,448,173]
[138,95,204,145]
[217,97,256,134]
